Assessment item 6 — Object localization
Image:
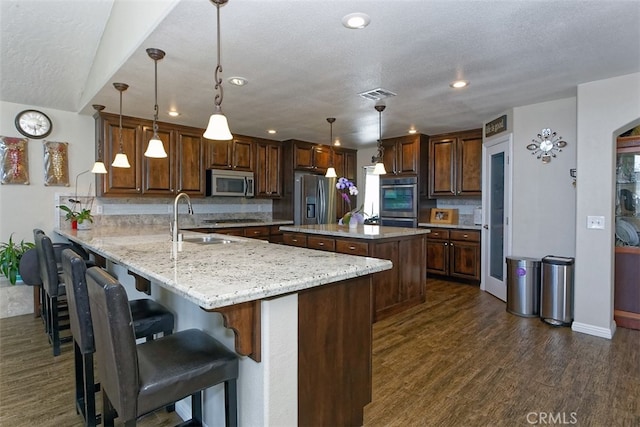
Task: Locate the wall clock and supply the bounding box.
[14,109,52,139]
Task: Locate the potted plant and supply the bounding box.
[0,233,35,285]
[59,199,94,229]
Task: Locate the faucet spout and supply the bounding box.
[172,192,194,242]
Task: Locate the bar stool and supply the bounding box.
[86,265,239,427]
[61,249,176,427]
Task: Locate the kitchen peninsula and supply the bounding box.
[55,226,392,427]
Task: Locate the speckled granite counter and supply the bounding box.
[182,219,293,229]
[55,225,391,310]
[418,222,482,231]
[279,223,431,238]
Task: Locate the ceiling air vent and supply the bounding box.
[358,87,397,101]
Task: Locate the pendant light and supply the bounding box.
[144,48,168,158]
[325,117,337,178]
[90,104,108,174]
[372,104,387,175]
[203,0,233,140]
[112,83,131,168]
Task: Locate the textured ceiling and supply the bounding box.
[2,0,639,149]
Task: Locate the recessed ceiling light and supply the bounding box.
[228,76,248,86]
[267,129,276,134]
[168,110,180,117]
[408,129,417,134]
[342,13,370,29]
[450,80,469,89]
[334,139,341,146]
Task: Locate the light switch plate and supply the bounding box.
[587,215,605,229]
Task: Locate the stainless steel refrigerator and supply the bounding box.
[294,173,336,225]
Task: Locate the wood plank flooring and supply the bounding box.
[1,279,638,426]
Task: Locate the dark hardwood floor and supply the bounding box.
[1,279,638,426]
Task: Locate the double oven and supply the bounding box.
[379,176,418,228]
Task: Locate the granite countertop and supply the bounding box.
[55,226,391,310]
[279,224,431,239]
[182,219,293,229]
[418,222,482,231]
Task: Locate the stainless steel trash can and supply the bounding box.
[540,255,575,326]
[506,256,541,317]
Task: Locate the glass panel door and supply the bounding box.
[490,152,505,280]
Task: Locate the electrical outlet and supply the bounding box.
[587,216,605,229]
[95,205,103,214]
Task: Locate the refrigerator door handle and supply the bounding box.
[318,180,325,224]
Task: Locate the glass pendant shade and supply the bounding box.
[112,153,131,168]
[144,135,167,158]
[91,161,108,174]
[204,108,233,140]
[372,161,387,175]
[325,167,337,178]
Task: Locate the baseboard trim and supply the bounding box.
[571,320,616,339]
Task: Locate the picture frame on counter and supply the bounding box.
[430,208,458,224]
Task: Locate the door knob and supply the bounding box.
[483,225,489,229]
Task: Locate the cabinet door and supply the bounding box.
[426,240,449,275]
[449,240,480,280]
[103,115,142,195]
[206,140,232,169]
[313,145,331,173]
[370,240,400,315]
[232,136,254,171]
[333,149,345,177]
[255,141,282,197]
[457,132,483,195]
[294,142,315,170]
[381,139,397,174]
[400,237,425,301]
[344,150,357,180]
[397,137,419,174]
[429,137,456,197]
[142,125,174,195]
[176,130,204,195]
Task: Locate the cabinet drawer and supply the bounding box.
[270,225,283,236]
[335,239,369,256]
[283,233,307,248]
[450,230,480,242]
[307,236,336,252]
[428,229,450,240]
[214,228,245,237]
[244,226,271,238]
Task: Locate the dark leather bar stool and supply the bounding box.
[86,266,239,427]
[61,249,176,427]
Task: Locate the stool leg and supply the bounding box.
[191,392,202,425]
[50,296,61,356]
[224,379,238,427]
[74,343,83,415]
[102,392,116,427]
[83,352,97,427]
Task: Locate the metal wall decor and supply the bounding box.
[0,136,30,184]
[43,140,69,186]
[527,128,567,163]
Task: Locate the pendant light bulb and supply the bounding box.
[204,0,233,141]
[325,117,337,178]
[112,83,131,168]
[144,48,168,158]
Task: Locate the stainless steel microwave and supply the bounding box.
[206,169,254,197]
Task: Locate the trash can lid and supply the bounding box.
[542,255,574,265]
[506,256,541,267]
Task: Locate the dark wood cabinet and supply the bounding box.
[426,228,480,282]
[429,129,482,197]
[381,135,423,176]
[292,140,331,173]
[282,231,426,321]
[333,147,358,219]
[206,135,254,171]
[254,139,282,198]
[95,112,205,197]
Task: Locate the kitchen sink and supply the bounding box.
[182,236,235,245]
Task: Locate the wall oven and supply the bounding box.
[206,169,254,197]
[380,176,418,227]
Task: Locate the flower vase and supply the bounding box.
[77,221,91,230]
[349,219,358,229]
[71,220,78,230]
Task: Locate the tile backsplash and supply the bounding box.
[436,198,482,225]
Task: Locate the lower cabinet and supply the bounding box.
[283,232,426,321]
[426,228,481,282]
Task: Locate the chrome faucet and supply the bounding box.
[171,192,194,242]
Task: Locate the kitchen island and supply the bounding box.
[280,224,430,321]
[56,226,392,427]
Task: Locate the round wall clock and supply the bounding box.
[14,109,52,139]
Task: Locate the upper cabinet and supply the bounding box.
[292,140,331,173]
[332,147,358,219]
[428,129,482,198]
[254,138,282,198]
[381,134,424,176]
[95,112,204,197]
[206,135,254,171]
